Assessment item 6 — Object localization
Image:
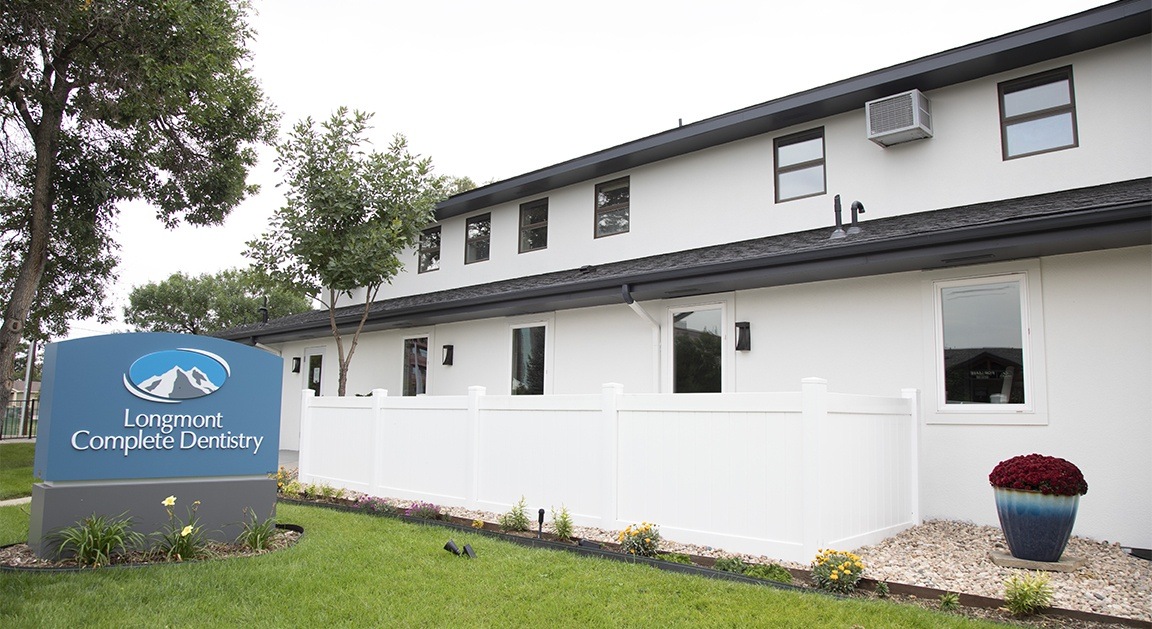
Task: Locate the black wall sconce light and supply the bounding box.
[291,357,301,373]
[442,344,454,366]
[735,322,751,351]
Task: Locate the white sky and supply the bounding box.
[66,0,1109,339]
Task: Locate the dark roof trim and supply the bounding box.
[221,180,1152,345]
[434,0,1150,218]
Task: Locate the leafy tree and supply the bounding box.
[0,1,277,412]
[247,108,449,396]
[124,268,312,335]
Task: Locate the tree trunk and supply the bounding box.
[0,104,63,414]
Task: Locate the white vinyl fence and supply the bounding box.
[298,377,920,563]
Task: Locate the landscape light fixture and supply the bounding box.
[735,322,751,352]
[444,539,461,555]
[291,357,301,373]
[538,508,545,539]
[442,344,454,366]
[463,544,476,559]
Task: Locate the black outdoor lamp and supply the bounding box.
[735,322,751,351]
[442,344,454,366]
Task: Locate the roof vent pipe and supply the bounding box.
[830,195,846,239]
[848,201,865,235]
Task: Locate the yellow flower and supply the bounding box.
[162,496,176,507]
[181,525,193,537]
[829,572,839,580]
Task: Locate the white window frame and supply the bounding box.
[509,316,554,395]
[663,296,734,393]
[923,261,1048,425]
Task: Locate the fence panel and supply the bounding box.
[297,380,919,563]
[2,400,37,439]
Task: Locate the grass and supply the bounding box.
[0,442,36,500]
[0,502,1008,628]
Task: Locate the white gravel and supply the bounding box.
[429,500,1150,623]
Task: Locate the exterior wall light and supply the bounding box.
[291,357,301,373]
[442,344,454,366]
[735,322,751,351]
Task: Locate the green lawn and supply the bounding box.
[0,503,1012,628]
[0,442,35,500]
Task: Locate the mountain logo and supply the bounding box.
[123,348,230,404]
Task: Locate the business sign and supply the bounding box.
[34,333,282,482]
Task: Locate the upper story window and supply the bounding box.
[774,128,825,202]
[519,199,548,253]
[594,176,630,238]
[465,213,490,264]
[417,226,440,273]
[774,124,829,198]
[999,66,1077,160]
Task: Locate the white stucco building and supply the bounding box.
[223,1,1151,551]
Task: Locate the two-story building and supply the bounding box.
[223,0,1151,550]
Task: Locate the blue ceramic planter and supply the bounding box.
[994,487,1079,562]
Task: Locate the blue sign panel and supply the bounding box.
[34,333,282,482]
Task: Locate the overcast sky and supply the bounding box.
[67,0,1108,338]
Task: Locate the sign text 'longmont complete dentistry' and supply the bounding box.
[34,333,281,482]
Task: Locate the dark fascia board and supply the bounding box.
[434,0,1151,219]
[227,200,1150,346]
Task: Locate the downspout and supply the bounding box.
[621,285,661,392]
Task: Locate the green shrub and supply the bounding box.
[744,563,794,584]
[551,505,574,541]
[713,556,749,574]
[499,496,530,532]
[1004,572,1053,616]
[50,512,144,567]
[875,581,890,598]
[939,591,960,611]
[236,508,278,551]
[811,549,865,594]
[617,522,660,557]
[659,552,693,565]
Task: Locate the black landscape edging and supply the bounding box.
[0,523,304,574]
[277,496,812,594]
[279,497,1150,628]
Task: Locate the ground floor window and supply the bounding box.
[402,337,428,396]
[937,275,1028,406]
[511,325,545,395]
[672,308,723,393]
[306,353,323,395]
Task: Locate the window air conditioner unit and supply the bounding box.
[866,89,932,147]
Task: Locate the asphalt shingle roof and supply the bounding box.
[219,178,1151,343]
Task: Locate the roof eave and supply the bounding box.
[225,201,1150,346]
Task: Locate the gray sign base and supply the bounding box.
[29,477,276,558]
